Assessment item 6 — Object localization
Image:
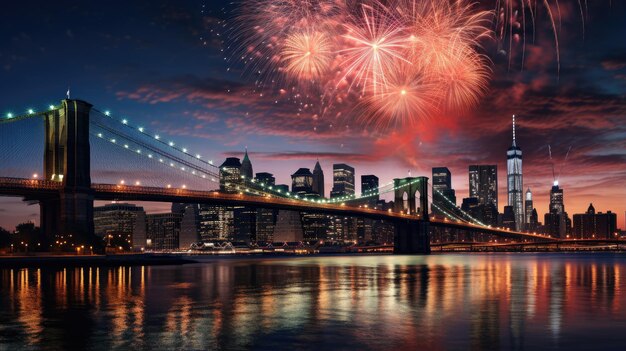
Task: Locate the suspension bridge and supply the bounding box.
[0,99,554,254]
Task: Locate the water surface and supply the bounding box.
[1,253,625,350]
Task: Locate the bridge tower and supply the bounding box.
[40,99,96,247]
[393,176,430,254]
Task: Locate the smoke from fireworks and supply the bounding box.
[229,0,585,129]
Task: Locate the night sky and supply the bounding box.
[0,1,624,229]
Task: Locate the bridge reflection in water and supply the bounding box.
[0,254,625,350]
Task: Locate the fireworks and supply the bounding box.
[281,31,334,81]
[228,0,583,129]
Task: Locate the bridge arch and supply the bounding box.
[393,176,428,219]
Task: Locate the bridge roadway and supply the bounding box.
[0,177,552,242]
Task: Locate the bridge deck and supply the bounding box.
[0,177,553,241]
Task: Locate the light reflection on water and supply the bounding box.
[0,253,625,350]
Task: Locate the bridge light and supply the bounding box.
[170,163,174,167]
[155,135,160,140]
[111,139,116,143]
[166,184,171,188]
[182,185,187,189]
[209,160,213,165]
[6,113,13,118]
[122,119,128,124]
[169,141,175,146]
[120,180,125,185]
[159,159,163,163]
[135,181,141,186]
[182,148,187,153]
[49,105,55,110]
[148,154,153,158]
[196,154,201,159]
[105,111,111,116]
[97,133,102,137]
[32,173,38,179]
[124,144,129,148]
[136,149,141,153]
[27,109,34,114]
[137,127,144,132]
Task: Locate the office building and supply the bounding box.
[330,164,355,198]
[432,167,456,216]
[255,172,275,186]
[469,165,498,209]
[524,188,534,230]
[573,204,618,239]
[179,205,200,250]
[506,115,524,231]
[220,157,242,193]
[361,174,379,206]
[94,203,147,251]
[291,168,314,196]
[312,160,325,197]
[146,213,182,251]
[199,204,234,241]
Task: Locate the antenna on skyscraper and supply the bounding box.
[512,114,516,146]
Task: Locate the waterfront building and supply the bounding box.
[573,204,618,239]
[506,115,524,231]
[273,210,303,242]
[94,203,147,251]
[179,205,200,250]
[312,160,325,197]
[198,204,234,241]
[146,213,182,251]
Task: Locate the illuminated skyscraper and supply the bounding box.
[469,165,498,209]
[432,167,456,216]
[507,115,524,231]
[330,164,355,199]
[524,188,534,230]
[312,160,325,197]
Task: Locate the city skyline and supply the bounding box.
[0,1,625,230]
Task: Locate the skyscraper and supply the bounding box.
[507,115,524,231]
[330,164,355,198]
[432,167,456,216]
[312,160,325,197]
[545,182,570,238]
[468,165,498,209]
[291,168,314,196]
[220,157,242,193]
[240,148,253,179]
[524,188,533,230]
[255,172,275,186]
[94,203,147,251]
[361,175,379,205]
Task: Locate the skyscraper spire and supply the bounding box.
[512,114,516,146]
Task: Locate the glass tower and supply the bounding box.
[507,115,524,231]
